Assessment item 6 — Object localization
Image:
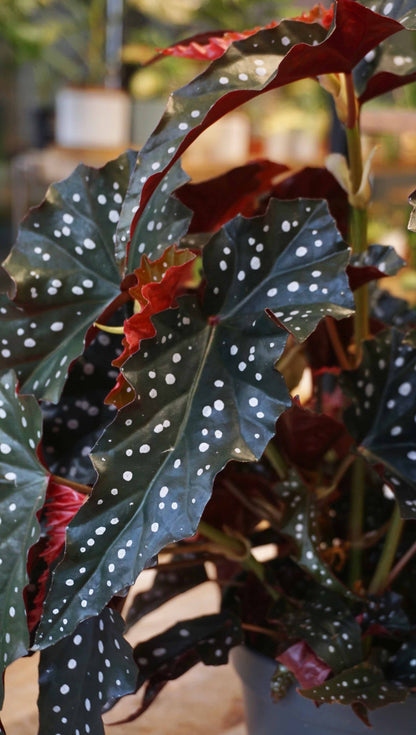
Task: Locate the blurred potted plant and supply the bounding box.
[54,0,131,149]
[2,2,416,734]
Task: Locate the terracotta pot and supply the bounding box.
[231,645,416,735]
[55,87,131,149]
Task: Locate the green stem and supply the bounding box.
[348,458,366,588]
[264,442,288,480]
[345,104,369,362]
[198,520,279,601]
[368,504,404,595]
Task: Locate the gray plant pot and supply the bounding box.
[231,646,416,735]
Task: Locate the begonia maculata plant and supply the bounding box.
[1,1,416,732]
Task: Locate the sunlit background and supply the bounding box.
[1,0,416,296]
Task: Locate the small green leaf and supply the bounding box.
[342,329,416,518]
[0,370,49,706]
[284,605,363,674]
[1,151,137,403]
[277,471,353,598]
[300,661,408,711]
[36,198,353,646]
[37,608,136,735]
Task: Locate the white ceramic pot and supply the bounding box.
[55,87,131,149]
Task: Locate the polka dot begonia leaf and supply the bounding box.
[122,0,401,235]
[0,151,138,404]
[130,612,242,715]
[300,661,408,712]
[0,370,49,707]
[360,1,416,30]
[117,159,193,272]
[283,593,363,674]
[35,197,354,647]
[387,637,416,687]
[348,244,406,291]
[354,2,416,102]
[277,470,355,599]
[37,608,136,735]
[342,329,416,519]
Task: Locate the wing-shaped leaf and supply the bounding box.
[348,244,405,291]
[176,159,290,234]
[1,151,137,403]
[342,329,416,518]
[117,160,192,270]
[36,197,353,646]
[283,605,363,674]
[268,167,350,238]
[37,607,136,735]
[355,0,416,101]
[0,370,49,705]
[121,612,242,721]
[276,471,353,597]
[123,0,401,233]
[355,27,416,103]
[300,662,408,711]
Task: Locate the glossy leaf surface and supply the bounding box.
[0,370,49,705]
[300,661,408,711]
[36,198,353,646]
[276,471,352,597]
[124,0,401,232]
[37,608,136,735]
[1,151,137,403]
[126,612,242,720]
[342,329,416,518]
[117,160,192,270]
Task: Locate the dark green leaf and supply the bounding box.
[36,198,353,646]
[118,160,193,271]
[300,661,408,710]
[284,605,363,674]
[387,636,416,686]
[342,329,416,518]
[371,287,416,329]
[276,471,353,598]
[350,244,406,281]
[37,607,136,735]
[360,592,411,636]
[123,0,400,231]
[128,612,242,717]
[0,151,137,403]
[356,0,416,101]
[0,370,49,706]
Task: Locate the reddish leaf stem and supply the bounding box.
[51,474,92,496]
[325,316,351,370]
